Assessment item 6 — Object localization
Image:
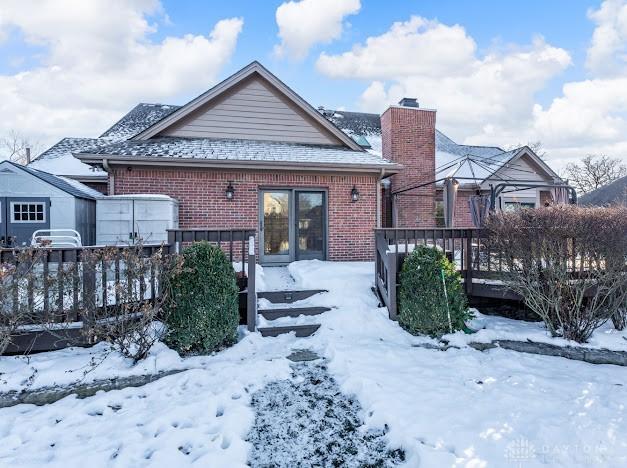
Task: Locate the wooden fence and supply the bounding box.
[1,228,257,354]
[375,228,520,319]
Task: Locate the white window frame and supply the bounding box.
[10,201,47,224]
[503,200,536,212]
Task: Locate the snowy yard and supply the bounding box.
[1,261,627,466]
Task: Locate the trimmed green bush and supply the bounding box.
[165,241,239,354]
[398,245,471,338]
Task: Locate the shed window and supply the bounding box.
[12,203,45,223]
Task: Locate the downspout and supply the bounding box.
[376,169,385,228]
[103,158,114,195]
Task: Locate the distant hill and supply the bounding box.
[579,175,627,206]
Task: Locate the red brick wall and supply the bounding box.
[381,106,437,227]
[112,167,377,261]
[454,190,474,227]
[436,189,484,228]
[84,181,108,195]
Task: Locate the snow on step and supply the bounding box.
[257,289,327,304]
[258,324,321,338]
[258,307,331,321]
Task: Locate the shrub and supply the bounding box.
[398,245,471,338]
[485,205,627,343]
[81,244,180,363]
[0,248,80,355]
[165,241,239,354]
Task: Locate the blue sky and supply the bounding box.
[0,0,626,168]
[154,0,598,110]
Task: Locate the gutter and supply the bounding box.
[75,153,403,174]
[102,158,114,195]
[376,168,389,228]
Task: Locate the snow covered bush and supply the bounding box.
[165,241,239,354]
[398,245,470,338]
[485,205,627,342]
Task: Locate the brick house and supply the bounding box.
[32,61,567,261]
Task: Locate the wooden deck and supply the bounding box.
[1,229,258,354]
[375,228,520,319]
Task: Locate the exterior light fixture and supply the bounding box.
[351,185,360,202]
[225,181,235,200]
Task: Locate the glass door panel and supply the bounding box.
[261,191,291,263]
[296,191,325,260]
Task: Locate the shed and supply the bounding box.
[0,160,101,247]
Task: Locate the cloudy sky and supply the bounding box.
[1,0,626,169]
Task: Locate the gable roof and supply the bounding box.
[579,175,627,206]
[0,160,101,199]
[76,137,399,173]
[132,61,363,151]
[326,109,560,186]
[29,137,110,178]
[100,103,181,140]
[30,105,181,178]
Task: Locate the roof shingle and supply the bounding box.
[79,137,398,169]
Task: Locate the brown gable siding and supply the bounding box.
[160,75,339,146]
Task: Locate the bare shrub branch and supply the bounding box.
[485,205,627,343]
[80,244,181,363]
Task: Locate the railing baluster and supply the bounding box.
[42,250,49,322]
[57,250,64,321]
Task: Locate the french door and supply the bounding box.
[259,189,326,264]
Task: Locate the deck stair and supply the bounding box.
[256,288,329,338]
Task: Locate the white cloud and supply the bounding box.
[317,17,571,152]
[586,0,627,76]
[316,6,627,170]
[274,0,360,60]
[0,0,243,154]
[318,16,477,79]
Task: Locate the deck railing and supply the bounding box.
[2,228,258,354]
[375,228,522,319]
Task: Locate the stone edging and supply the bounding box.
[413,340,627,366]
[0,368,188,409]
[469,340,627,366]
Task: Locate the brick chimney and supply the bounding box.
[381,98,436,227]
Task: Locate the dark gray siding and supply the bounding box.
[75,198,96,246]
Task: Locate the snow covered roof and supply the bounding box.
[579,175,627,206]
[30,104,181,178]
[29,137,110,178]
[1,160,101,199]
[324,109,549,185]
[77,137,399,170]
[100,103,181,140]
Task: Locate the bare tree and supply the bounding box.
[0,130,42,165]
[506,140,547,159]
[564,154,627,194]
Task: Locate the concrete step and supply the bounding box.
[258,324,321,338]
[258,306,331,320]
[257,289,327,304]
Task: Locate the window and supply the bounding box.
[503,201,536,212]
[434,200,445,227]
[11,202,45,223]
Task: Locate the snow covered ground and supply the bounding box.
[2,260,627,466]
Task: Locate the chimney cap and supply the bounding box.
[398,97,418,108]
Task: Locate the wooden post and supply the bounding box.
[167,230,176,254]
[387,250,398,320]
[464,231,473,295]
[81,250,97,337]
[246,235,257,332]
